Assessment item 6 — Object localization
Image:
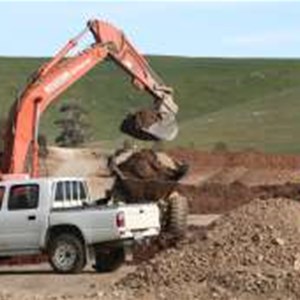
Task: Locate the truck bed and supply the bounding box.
[49,203,160,245]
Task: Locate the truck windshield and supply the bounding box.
[0,187,4,209]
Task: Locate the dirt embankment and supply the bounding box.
[112,198,300,300]
[169,149,300,185]
[169,148,300,171]
[179,181,300,214]
[112,148,300,215]
[166,149,300,214]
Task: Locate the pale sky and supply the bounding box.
[0,1,300,58]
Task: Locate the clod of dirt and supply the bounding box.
[114,198,300,300]
[120,109,161,141]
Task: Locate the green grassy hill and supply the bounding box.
[1,56,300,153]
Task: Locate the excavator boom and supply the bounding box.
[1,19,178,177]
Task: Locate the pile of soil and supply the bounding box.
[114,198,300,300]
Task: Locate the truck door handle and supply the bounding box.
[28,215,36,221]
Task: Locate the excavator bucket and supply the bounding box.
[120,109,178,141]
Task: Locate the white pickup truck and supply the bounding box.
[0,177,160,273]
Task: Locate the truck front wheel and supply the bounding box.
[93,247,125,273]
[48,234,86,274]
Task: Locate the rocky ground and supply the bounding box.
[112,198,300,300]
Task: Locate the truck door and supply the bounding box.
[0,184,44,252]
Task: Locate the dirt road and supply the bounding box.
[0,264,133,300]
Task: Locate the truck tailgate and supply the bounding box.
[122,204,160,231]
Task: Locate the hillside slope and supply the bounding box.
[0,56,300,153]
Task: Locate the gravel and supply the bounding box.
[111,198,300,300]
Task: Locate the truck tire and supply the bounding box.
[168,192,188,238]
[93,247,125,273]
[48,234,86,274]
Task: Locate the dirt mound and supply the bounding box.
[131,226,208,264]
[115,198,300,299]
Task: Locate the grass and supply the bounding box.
[0,56,300,153]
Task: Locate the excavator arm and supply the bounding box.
[88,20,178,114]
[2,20,178,177]
[87,21,178,141]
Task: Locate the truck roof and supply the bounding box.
[0,177,86,186]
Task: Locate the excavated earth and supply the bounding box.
[172,149,300,214]
[114,148,300,214]
[108,198,300,300]
[178,181,300,214]
[21,147,300,300]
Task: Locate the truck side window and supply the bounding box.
[79,182,86,200]
[0,187,5,209]
[8,184,39,210]
[55,182,64,202]
[72,181,78,201]
[65,181,71,200]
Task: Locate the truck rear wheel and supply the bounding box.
[93,247,125,273]
[48,234,86,274]
[167,192,188,238]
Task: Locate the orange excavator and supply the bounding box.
[1,19,178,179]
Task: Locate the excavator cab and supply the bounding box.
[120,109,178,141]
